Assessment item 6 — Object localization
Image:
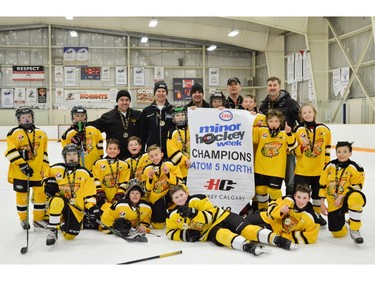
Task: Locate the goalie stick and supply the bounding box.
[69,203,148,243]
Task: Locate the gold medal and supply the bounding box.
[160,120,165,126]
[182,223,189,229]
[69,198,76,205]
[123,132,129,138]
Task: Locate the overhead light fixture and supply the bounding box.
[149,18,158,28]
[207,45,217,51]
[228,29,239,37]
[65,16,74,20]
[69,30,78,37]
[141,36,149,43]
[228,20,239,37]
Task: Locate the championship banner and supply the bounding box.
[186,108,255,213]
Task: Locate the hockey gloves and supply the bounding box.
[70,132,85,146]
[111,192,124,204]
[177,205,197,219]
[83,205,101,229]
[113,218,132,237]
[19,163,34,177]
[43,177,59,197]
[181,229,201,242]
[18,149,30,161]
[96,190,108,207]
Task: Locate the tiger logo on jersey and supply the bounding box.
[261,141,282,158]
[304,138,324,158]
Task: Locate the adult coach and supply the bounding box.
[259,76,300,196]
[89,90,141,160]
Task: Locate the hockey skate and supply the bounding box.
[243,242,271,256]
[273,236,298,250]
[316,214,327,226]
[349,229,364,244]
[33,220,49,230]
[21,220,30,230]
[46,226,58,246]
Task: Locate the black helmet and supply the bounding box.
[71,106,87,122]
[209,91,226,107]
[125,179,145,198]
[171,106,187,126]
[62,144,81,168]
[15,106,34,130]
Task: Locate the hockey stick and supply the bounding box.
[20,175,30,255]
[117,250,183,265]
[77,122,85,168]
[69,203,147,243]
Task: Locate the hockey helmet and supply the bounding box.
[71,106,87,122]
[15,106,34,130]
[171,106,187,126]
[209,91,226,107]
[62,144,81,167]
[125,179,145,198]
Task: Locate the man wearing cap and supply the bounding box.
[225,77,244,109]
[185,82,210,109]
[88,90,141,160]
[139,81,174,155]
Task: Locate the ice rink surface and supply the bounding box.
[0,141,373,280]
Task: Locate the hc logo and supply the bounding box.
[204,179,236,191]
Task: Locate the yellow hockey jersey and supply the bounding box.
[167,126,190,179]
[143,161,184,204]
[61,125,104,170]
[100,198,152,233]
[319,159,365,212]
[253,127,297,178]
[5,126,50,183]
[294,123,331,176]
[166,194,229,242]
[43,163,97,211]
[124,153,151,181]
[92,158,131,202]
[260,196,320,244]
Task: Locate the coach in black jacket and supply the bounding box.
[89,90,141,160]
[139,81,174,155]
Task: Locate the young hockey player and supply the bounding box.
[209,91,226,109]
[294,103,331,226]
[42,144,100,246]
[100,179,152,237]
[319,141,366,244]
[167,106,190,182]
[143,144,186,229]
[124,136,151,181]
[92,138,131,210]
[166,185,297,256]
[253,109,297,210]
[61,106,104,170]
[246,184,320,244]
[4,106,50,230]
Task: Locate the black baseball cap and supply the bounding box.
[227,77,241,85]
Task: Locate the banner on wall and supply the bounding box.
[115,66,127,85]
[63,47,89,66]
[186,108,255,213]
[12,66,45,81]
[209,67,219,86]
[136,87,154,104]
[1,89,14,108]
[173,78,203,101]
[14,88,26,107]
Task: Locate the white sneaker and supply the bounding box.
[349,229,364,244]
[33,220,49,229]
